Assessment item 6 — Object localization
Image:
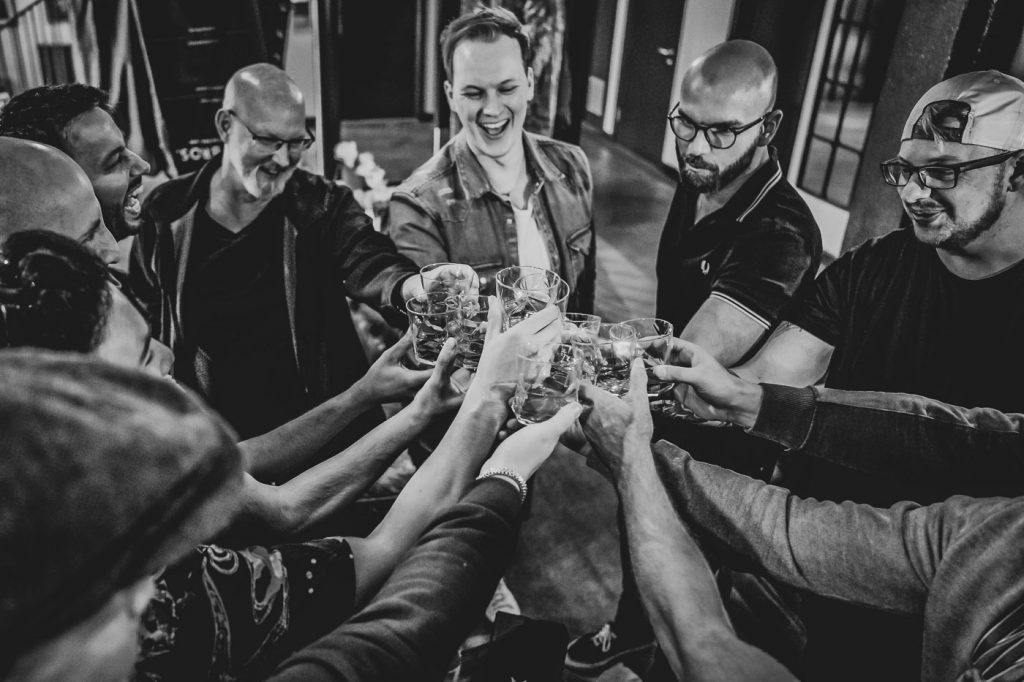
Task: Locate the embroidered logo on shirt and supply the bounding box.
[701,259,710,276]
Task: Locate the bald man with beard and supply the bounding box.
[566,40,822,677]
[0,137,121,266]
[129,64,464,461]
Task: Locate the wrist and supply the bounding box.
[350,376,382,404]
[726,381,763,429]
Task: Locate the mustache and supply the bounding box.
[681,155,717,171]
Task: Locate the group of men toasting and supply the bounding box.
[1,4,1024,681]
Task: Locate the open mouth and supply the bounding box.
[478,119,511,139]
[123,181,143,220]
[907,205,944,223]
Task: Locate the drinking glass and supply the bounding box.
[511,343,582,425]
[496,266,562,328]
[420,262,479,298]
[406,292,458,366]
[623,318,675,399]
[562,313,601,381]
[454,295,490,370]
[593,323,638,396]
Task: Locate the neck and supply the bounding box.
[935,206,1024,278]
[471,135,529,205]
[695,146,770,222]
[208,162,273,232]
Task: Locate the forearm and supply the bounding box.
[270,402,433,536]
[619,444,792,681]
[750,384,1024,496]
[238,380,376,479]
[650,440,931,615]
[268,479,521,682]
[351,393,508,605]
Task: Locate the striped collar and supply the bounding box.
[712,146,784,225]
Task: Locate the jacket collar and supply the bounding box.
[715,146,784,224]
[451,130,566,200]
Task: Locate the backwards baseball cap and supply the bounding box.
[902,70,1024,151]
[0,350,243,665]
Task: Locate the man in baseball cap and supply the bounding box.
[672,69,1024,679]
[0,350,243,680]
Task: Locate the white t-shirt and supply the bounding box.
[513,199,552,271]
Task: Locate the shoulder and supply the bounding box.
[748,175,820,244]
[392,142,460,199]
[530,133,590,176]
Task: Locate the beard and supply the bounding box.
[911,179,1006,252]
[677,138,759,194]
[239,162,295,200]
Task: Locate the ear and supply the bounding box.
[525,66,535,102]
[443,80,454,108]
[1008,151,1024,192]
[214,109,232,143]
[757,109,783,147]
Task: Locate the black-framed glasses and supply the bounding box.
[226,110,315,154]
[666,102,768,150]
[880,150,1020,190]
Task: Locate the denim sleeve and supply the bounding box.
[751,385,1024,498]
[651,440,954,616]
[384,191,449,269]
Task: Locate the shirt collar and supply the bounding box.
[452,130,564,200]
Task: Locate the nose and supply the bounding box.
[481,91,502,117]
[127,149,151,176]
[686,129,711,156]
[900,172,932,203]
[272,144,292,167]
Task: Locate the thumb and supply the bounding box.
[484,295,503,344]
[539,401,584,438]
[627,357,647,402]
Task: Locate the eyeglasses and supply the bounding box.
[880,150,1020,190]
[666,103,768,150]
[225,110,315,154]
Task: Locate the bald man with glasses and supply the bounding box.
[566,40,822,677]
[129,63,470,461]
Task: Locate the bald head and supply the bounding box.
[0,138,119,265]
[681,40,777,114]
[223,63,304,122]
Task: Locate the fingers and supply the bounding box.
[516,305,560,336]
[484,295,503,344]
[579,382,619,412]
[384,329,415,358]
[667,338,706,367]
[652,364,694,383]
[432,338,459,380]
[540,401,584,437]
[626,357,648,406]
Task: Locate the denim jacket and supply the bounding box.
[386,131,595,313]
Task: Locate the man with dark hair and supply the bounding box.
[0,83,151,241]
[129,63,469,451]
[566,40,821,677]
[386,6,595,311]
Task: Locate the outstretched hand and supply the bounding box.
[466,300,562,403]
[480,401,583,480]
[578,358,653,484]
[651,339,763,428]
[361,329,433,402]
[411,337,466,416]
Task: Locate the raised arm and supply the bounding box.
[345,303,564,606]
[580,363,796,682]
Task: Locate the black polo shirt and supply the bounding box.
[655,148,822,347]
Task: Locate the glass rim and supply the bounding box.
[516,342,581,363]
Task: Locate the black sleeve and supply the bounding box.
[266,478,522,682]
[321,187,419,323]
[782,247,857,346]
[711,219,821,328]
[127,202,165,338]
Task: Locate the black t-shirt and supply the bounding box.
[656,150,822,347]
[785,228,1024,503]
[184,201,308,439]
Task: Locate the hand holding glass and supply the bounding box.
[512,343,582,425]
[592,323,638,396]
[406,292,459,367]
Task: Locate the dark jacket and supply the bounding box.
[386,131,596,314]
[129,159,418,447]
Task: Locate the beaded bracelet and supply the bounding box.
[476,467,528,505]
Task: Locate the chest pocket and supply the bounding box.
[436,197,506,293]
